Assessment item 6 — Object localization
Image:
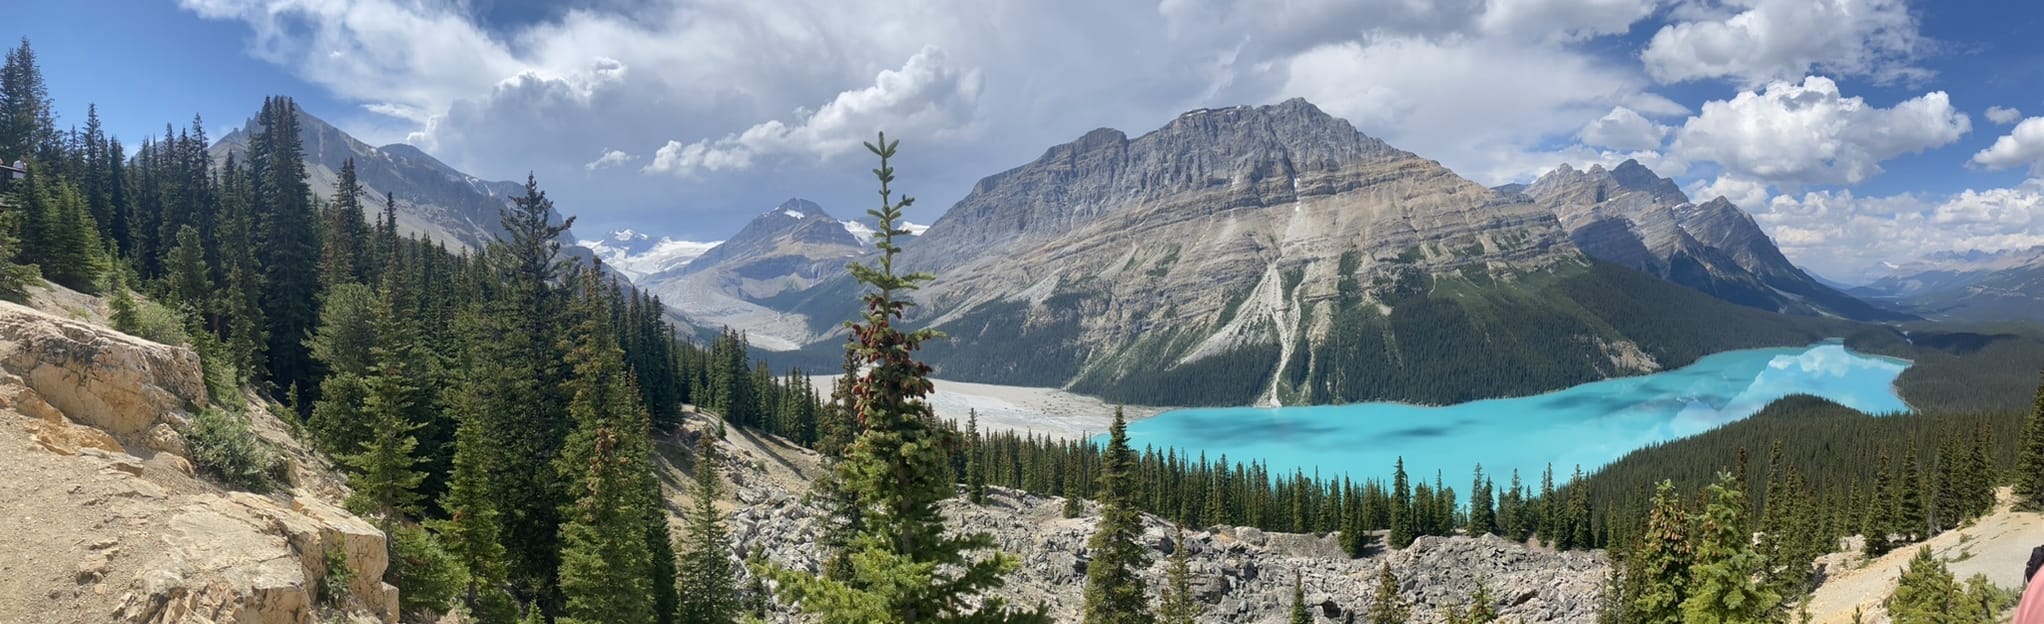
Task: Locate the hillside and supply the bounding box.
[0,285,395,624]
[637,199,871,350]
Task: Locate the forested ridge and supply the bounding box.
[6,34,2044,624]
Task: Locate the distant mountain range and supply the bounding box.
[1848,246,2044,323]
[665,99,1861,406]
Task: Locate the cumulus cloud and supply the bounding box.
[1579,106,1669,151]
[644,46,983,176]
[1691,175,1773,209]
[1669,76,1969,187]
[1986,106,2024,125]
[585,149,635,171]
[176,0,1682,236]
[1641,0,1929,86]
[1972,117,2044,172]
[1757,181,2044,280]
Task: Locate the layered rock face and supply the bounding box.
[0,295,394,624]
[1524,160,1906,321]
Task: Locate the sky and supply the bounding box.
[14,0,2044,283]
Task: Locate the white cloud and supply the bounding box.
[1691,174,1772,209]
[1641,0,1928,86]
[1278,35,1676,185]
[1756,180,2044,281]
[1971,117,2044,172]
[1669,76,1969,187]
[585,149,635,171]
[644,46,983,176]
[1477,0,1658,42]
[1579,106,1669,151]
[1986,106,2023,125]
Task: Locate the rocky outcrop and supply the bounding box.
[1526,160,1908,322]
[0,296,395,624]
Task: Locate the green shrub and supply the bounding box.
[318,546,354,607]
[182,408,280,493]
[390,524,468,615]
[127,296,189,346]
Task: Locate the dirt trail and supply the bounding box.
[1806,488,2042,623]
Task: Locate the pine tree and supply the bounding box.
[433,396,517,623]
[1897,447,1926,543]
[677,435,739,624]
[1154,526,1202,624]
[758,134,1046,624]
[0,38,57,162]
[1389,457,1413,549]
[164,224,211,313]
[1369,561,1408,624]
[1289,574,1310,624]
[320,158,365,293]
[1538,464,1557,546]
[249,96,321,402]
[1681,472,1779,624]
[965,410,988,505]
[1863,448,1897,557]
[553,271,659,624]
[1629,481,1691,624]
[1083,407,1153,624]
[1468,465,1495,537]
[2020,371,2044,510]
[1885,547,1961,623]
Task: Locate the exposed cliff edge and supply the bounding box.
[0,286,396,624]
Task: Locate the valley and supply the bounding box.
[7,9,2044,623]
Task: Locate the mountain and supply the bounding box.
[636,199,872,350]
[1849,245,2044,301]
[209,106,580,253]
[758,99,1846,407]
[1873,250,2044,323]
[1523,160,1909,322]
[581,229,720,280]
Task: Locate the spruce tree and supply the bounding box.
[1082,407,1153,624]
[758,133,1045,624]
[677,435,739,624]
[1681,472,1779,624]
[433,394,517,622]
[1389,457,1413,549]
[1368,561,1408,624]
[553,271,659,624]
[1630,481,1691,624]
[1154,526,1202,624]
[320,158,365,293]
[1897,447,1926,543]
[965,410,988,505]
[2020,371,2044,510]
[1863,448,1897,557]
[249,96,321,402]
[1467,465,1495,537]
[1885,547,1961,623]
[1289,574,1309,624]
[164,224,211,313]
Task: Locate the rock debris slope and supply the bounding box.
[0,291,394,624]
[673,413,1608,624]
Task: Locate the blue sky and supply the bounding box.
[16,0,2044,281]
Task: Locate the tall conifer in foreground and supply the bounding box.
[1082,407,1152,624]
[1680,472,1778,624]
[677,435,739,624]
[553,271,658,624]
[1369,561,1408,624]
[1289,574,1309,624]
[760,133,1045,624]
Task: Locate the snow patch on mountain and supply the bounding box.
[839,219,926,241]
[581,230,721,280]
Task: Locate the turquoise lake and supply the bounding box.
[1116,343,1912,485]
